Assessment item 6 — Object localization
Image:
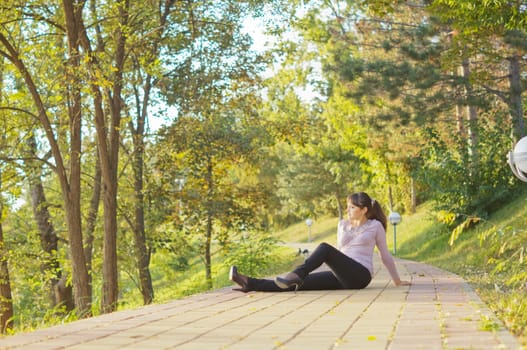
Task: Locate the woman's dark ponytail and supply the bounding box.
[348,192,387,230]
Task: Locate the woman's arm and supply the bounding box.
[337,220,350,250]
[374,223,411,286]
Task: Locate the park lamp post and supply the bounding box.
[305,218,313,242]
[388,211,402,255]
[508,136,527,182]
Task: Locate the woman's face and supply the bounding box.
[347,200,367,221]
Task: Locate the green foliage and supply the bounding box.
[479,314,501,332]
[448,216,480,246]
[222,231,282,277]
[478,224,527,290]
[270,141,358,222]
[418,120,517,223]
[430,0,527,32]
[480,289,527,340]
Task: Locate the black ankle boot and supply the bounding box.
[229,266,250,292]
[274,272,303,291]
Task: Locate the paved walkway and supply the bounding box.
[0,256,523,350]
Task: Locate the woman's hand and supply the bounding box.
[394,279,411,286]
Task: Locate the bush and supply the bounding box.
[418,124,517,224]
[222,231,282,277]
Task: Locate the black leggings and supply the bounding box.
[246,242,372,292]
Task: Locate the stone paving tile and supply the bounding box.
[0,256,524,350]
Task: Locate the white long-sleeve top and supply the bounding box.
[337,218,400,281]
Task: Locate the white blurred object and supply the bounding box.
[388,212,401,255]
[388,212,402,225]
[508,136,527,182]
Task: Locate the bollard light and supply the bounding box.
[305,218,313,242]
[388,212,401,255]
[508,136,527,182]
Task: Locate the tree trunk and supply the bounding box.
[205,161,213,289]
[455,103,466,136]
[98,3,128,312]
[126,1,175,305]
[0,28,91,316]
[461,59,479,175]
[61,136,91,316]
[101,173,119,313]
[29,176,59,303]
[84,149,101,299]
[25,135,74,311]
[0,223,13,334]
[53,274,75,311]
[387,186,394,212]
[131,106,153,304]
[0,53,13,334]
[75,0,130,313]
[508,54,525,143]
[61,0,92,316]
[205,214,213,289]
[385,162,394,211]
[410,177,417,214]
[88,77,119,314]
[0,172,13,334]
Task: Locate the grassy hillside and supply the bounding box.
[274,216,339,245]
